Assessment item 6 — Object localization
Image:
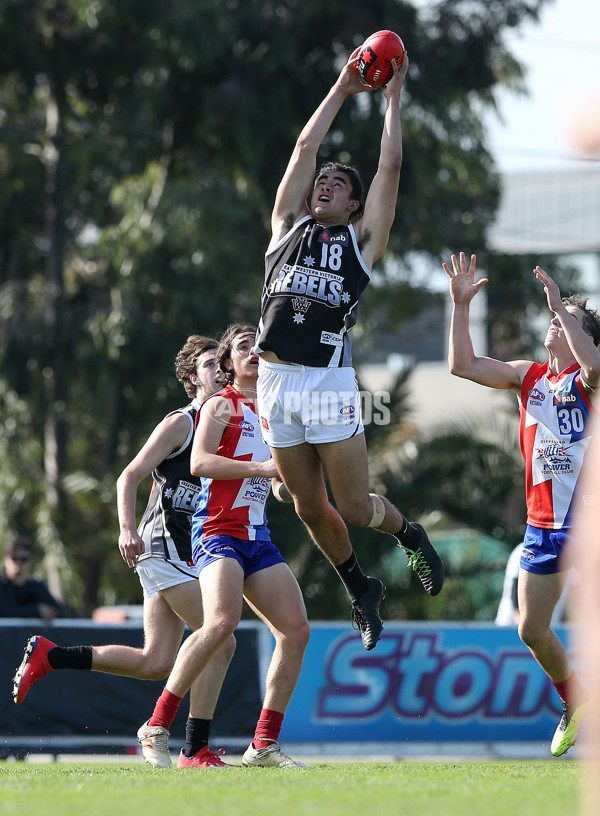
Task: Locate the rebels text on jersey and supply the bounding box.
[519,362,595,529]
[137,401,204,564]
[255,216,371,367]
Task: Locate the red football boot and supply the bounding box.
[12,635,56,704]
[176,747,234,769]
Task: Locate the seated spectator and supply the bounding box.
[0,537,63,620]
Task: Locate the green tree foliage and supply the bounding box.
[0,0,550,614]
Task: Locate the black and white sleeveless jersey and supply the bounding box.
[255,216,371,367]
[137,399,205,564]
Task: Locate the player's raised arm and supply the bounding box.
[444,252,529,390]
[270,49,369,248]
[534,265,600,390]
[356,55,409,268]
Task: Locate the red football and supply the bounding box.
[357,30,405,88]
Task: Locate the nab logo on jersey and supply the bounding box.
[319,230,348,246]
[529,388,545,405]
[553,392,577,406]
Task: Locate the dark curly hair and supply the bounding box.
[563,295,600,346]
[314,161,365,223]
[216,323,257,386]
[175,335,218,398]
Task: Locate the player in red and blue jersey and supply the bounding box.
[13,334,237,769]
[445,252,600,757]
[191,383,272,549]
[139,324,310,769]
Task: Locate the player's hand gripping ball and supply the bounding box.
[357,30,405,88]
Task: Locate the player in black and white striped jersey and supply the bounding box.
[254,47,443,653]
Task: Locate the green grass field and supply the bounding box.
[0,759,585,816]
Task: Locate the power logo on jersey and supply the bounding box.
[534,439,575,476]
[236,476,271,505]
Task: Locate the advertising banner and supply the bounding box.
[0,620,577,753]
[283,622,572,744]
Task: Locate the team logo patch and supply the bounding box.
[261,416,270,430]
[240,477,270,503]
[292,297,310,313]
[529,387,545,404]
[340,405,355,426]
[534,439,575,475]
[320,331,343,347]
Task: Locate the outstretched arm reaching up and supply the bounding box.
[357,55,409,268]
[534,265,600,391]
[269,48,370,249]
[444,251,530,391]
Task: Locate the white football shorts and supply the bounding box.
[135,556,199,598]
[257,358,364,447]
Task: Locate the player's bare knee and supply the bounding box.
[295,619,311,650]
[294,500,328,528]
[144,658,175,681]
[518,625,535,649]
[518,619,546,649]
[209,617,239,644]
[278,619,311,652]
[193,618,236,658]
[219,633,237,664]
